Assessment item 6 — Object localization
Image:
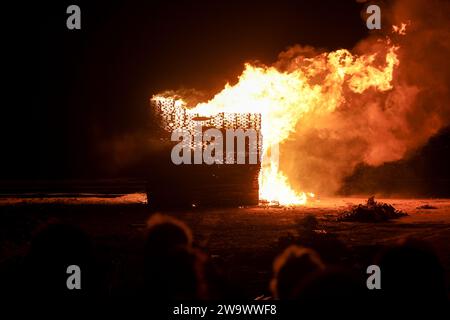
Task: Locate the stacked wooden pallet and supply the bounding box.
[147,98,261,209]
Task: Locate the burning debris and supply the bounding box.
[337,196,407,222]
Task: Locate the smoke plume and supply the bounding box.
[282,0,450,195]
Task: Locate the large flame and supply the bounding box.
[154,40,399,205]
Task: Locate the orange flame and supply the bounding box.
[154,40,399,205]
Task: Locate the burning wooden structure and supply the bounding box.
[147,97,262,208]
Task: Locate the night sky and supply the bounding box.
[35,0,367,179]
[11,0,448,195]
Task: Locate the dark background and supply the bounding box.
[35,0,368,179]
[7,0,450,195]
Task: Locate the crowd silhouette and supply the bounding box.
[1,213,448,303]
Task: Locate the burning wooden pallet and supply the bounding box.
[147,97,262,209]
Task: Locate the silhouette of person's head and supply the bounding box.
[144,246,208,300]
[25,223,93,295]
[375,238,446,302]
[144,214,209,299]
[145,214,193,255]
[270,245,324,299]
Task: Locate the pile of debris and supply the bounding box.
[337,196,408,222]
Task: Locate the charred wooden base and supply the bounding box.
[146,164,259,209]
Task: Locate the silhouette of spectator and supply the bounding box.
[23,223,95,296]
[375,238,447,302]
[270,245,324,299]
[145,213,193,255]
[143,214,211,299]
[293,267,366,302]
[144,246,209,300]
